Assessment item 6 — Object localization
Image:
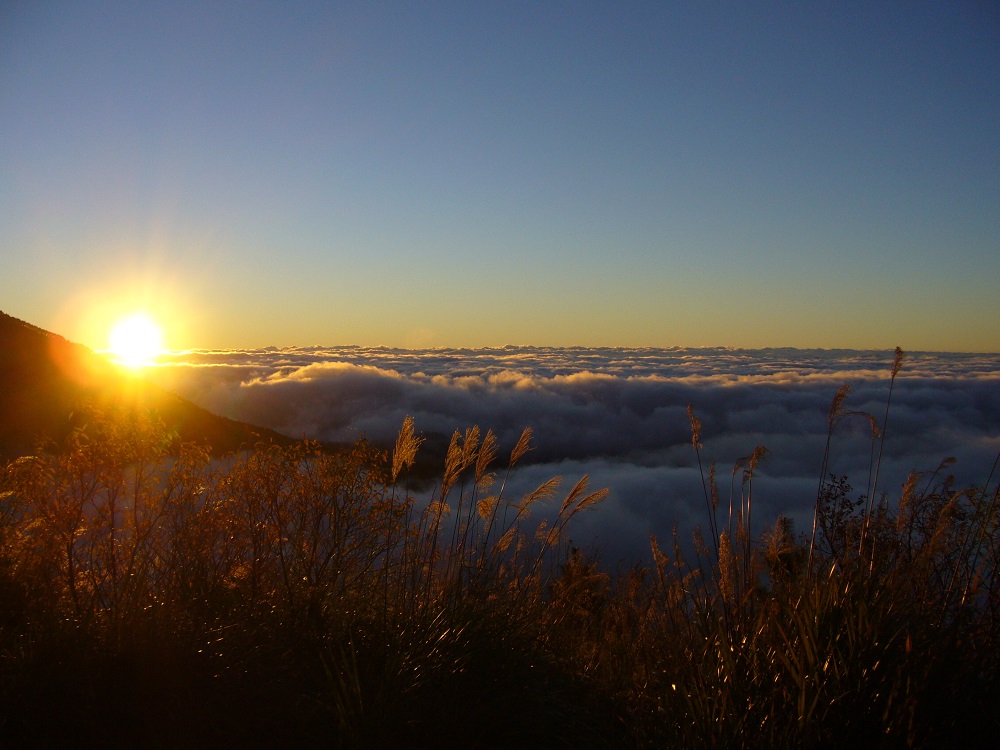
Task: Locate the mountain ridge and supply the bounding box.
[0,309,294,460]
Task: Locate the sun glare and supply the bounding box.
[108,313,164,367]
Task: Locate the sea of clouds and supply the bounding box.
[147,347,1000,563]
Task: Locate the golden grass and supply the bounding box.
[1,348,998,747]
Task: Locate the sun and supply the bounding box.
[108,313,164,367]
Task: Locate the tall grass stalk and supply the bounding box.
[809,383,852,570]
[859,347,905,560]
[688,405,719,561]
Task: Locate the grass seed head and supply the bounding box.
[687,404,703,450]
[828,384,852,427]
[392,415,423,483]
[892,346,905,379]
[510,426,533,466]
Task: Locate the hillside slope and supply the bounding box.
[0,310,292,459]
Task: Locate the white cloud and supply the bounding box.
[146,347,1000,560]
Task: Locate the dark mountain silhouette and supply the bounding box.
[0,310,293,460]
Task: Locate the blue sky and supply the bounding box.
[2,1,998,350]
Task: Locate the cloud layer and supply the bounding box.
[148,347,1000,562]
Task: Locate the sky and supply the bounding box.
[2,1,999,351]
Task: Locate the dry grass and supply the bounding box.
[1,349,998,748]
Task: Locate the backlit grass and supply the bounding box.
[1,351,997,748]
